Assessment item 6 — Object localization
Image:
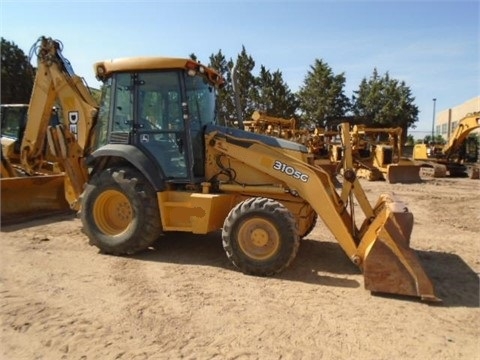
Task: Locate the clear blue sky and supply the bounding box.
[1,0,478,138]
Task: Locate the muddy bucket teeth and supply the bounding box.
[358,195,440,302]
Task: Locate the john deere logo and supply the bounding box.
[69,111,79,138]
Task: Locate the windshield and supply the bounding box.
[185,74,217,129]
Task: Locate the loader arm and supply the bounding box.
[20,36,98,207]
[205,123,439,301]
[207,124,362,258]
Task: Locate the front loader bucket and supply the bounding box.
[358,194,440,302]
[386,164,422,184]
[1,174,70,224]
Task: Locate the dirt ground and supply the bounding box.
[1,176,479,360]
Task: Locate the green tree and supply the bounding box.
[254,66,298,119]
[352,68,419,132]
[210,47,297,126]
[423,134,445,144]
[296,59,350,128]
[231,46,257,123]
[209,49,235,126]
[1,38,35,103]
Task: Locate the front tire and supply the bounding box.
[222,197,300,276]
[80,166,162,255]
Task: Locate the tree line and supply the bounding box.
[2,38,419,139]
[205,46,418,136]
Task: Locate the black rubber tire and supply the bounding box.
[80,166,162,255]
[222,197,300,276]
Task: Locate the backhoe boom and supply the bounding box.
[20,36,99,207]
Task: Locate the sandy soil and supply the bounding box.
[1,177,479,360]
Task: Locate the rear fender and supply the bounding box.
[88,144,166,191]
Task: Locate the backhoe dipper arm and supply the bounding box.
[20,36,98,207]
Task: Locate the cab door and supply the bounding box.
[134,71,189,180]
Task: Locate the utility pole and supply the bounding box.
[431,98,437,141]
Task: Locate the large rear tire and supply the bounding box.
[80,166,162,255]
[222,197,300,276]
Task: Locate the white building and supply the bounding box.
[435,96,480,141]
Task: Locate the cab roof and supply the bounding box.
[94,57,224,87]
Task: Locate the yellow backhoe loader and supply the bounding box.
[413,112,480,178]
[1,36,440,302]
[348,125,422,183]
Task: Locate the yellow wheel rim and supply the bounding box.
[237,218,280,260]
[93,190,132,235]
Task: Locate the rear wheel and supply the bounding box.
[222,197,300,276]
[80,166,162,255]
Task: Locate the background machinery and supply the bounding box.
[413,112,480,178]
[1,103,62,172]
[1,36,439,302]
[1,104,29,164]
[348,125,422,183]
[1,104,28,178]
[1,101,69,221]
[241,112,421,183]
[243,111,340,178]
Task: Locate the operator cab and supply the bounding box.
[95,64,218,185]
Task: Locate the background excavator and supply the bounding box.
[0,36,439,302]
[413,112,480,178]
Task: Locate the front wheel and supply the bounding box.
[222,197,300,276]
[80,166,162,255]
